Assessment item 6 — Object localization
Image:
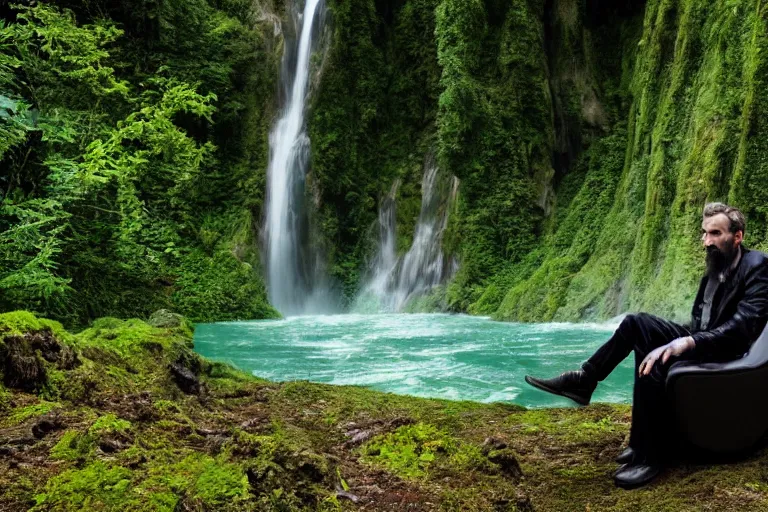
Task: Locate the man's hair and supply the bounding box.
[703,202,746,235]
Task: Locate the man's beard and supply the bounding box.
[706,243,737,278]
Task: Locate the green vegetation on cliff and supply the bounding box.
[518,0,768,323]
[3,311,768,511]
[308,0,444,298]
[307,0,768,319]
[308,0,554,309]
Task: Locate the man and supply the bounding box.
[525,202,768,489]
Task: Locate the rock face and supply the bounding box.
[492,0,768,324]
[169,361,200,395]
[31,413,63,439]
[148,309,195,341]
[486,448,523,480]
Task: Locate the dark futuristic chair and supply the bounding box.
[666,323,768,457]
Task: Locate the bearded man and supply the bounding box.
[525,202,768,489]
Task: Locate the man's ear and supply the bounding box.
[735,230,744,245]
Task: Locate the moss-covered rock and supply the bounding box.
[147,309,192,332]
[0,311,79,393]
[0,311,70,343]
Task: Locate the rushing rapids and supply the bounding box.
[194,313,634,408]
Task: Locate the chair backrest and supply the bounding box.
[732,320,768,370]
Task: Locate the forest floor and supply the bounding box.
[1,311,768,511]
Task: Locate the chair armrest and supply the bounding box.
[666,357,753,387]
[667,324,768,387]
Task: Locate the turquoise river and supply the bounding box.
[193,313,634,408]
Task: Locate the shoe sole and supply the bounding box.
[524,375,590,406]
[613,467,661,490]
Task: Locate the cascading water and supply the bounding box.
[364,180,400,302]
[359,155,460,312]
[264,0,333,316]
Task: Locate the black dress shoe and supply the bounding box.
[524,370,597,406]
[613,463,628,479]
[615,446,636,464]
[613,463,662,489]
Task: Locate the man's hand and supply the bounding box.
[638,336,695,377]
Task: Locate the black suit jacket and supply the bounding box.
[690,247,768,361]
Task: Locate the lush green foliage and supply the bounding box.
[0,1,279,325]
[362,423,450,478]
[361,422,489,478]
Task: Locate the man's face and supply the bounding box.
[701,213,742,276]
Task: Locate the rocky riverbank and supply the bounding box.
[1,311,767,511]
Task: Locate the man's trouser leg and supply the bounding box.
[580,313,691,462]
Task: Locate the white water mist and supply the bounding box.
[359,155,460,311]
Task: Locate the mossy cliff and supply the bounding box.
[309,0,554,305]
[494,0,768,323]
[306,0,768,319]
[2,310,768,511]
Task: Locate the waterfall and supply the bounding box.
[359,155,460,312]
[264,0,334,316]
[364,180,400,303]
